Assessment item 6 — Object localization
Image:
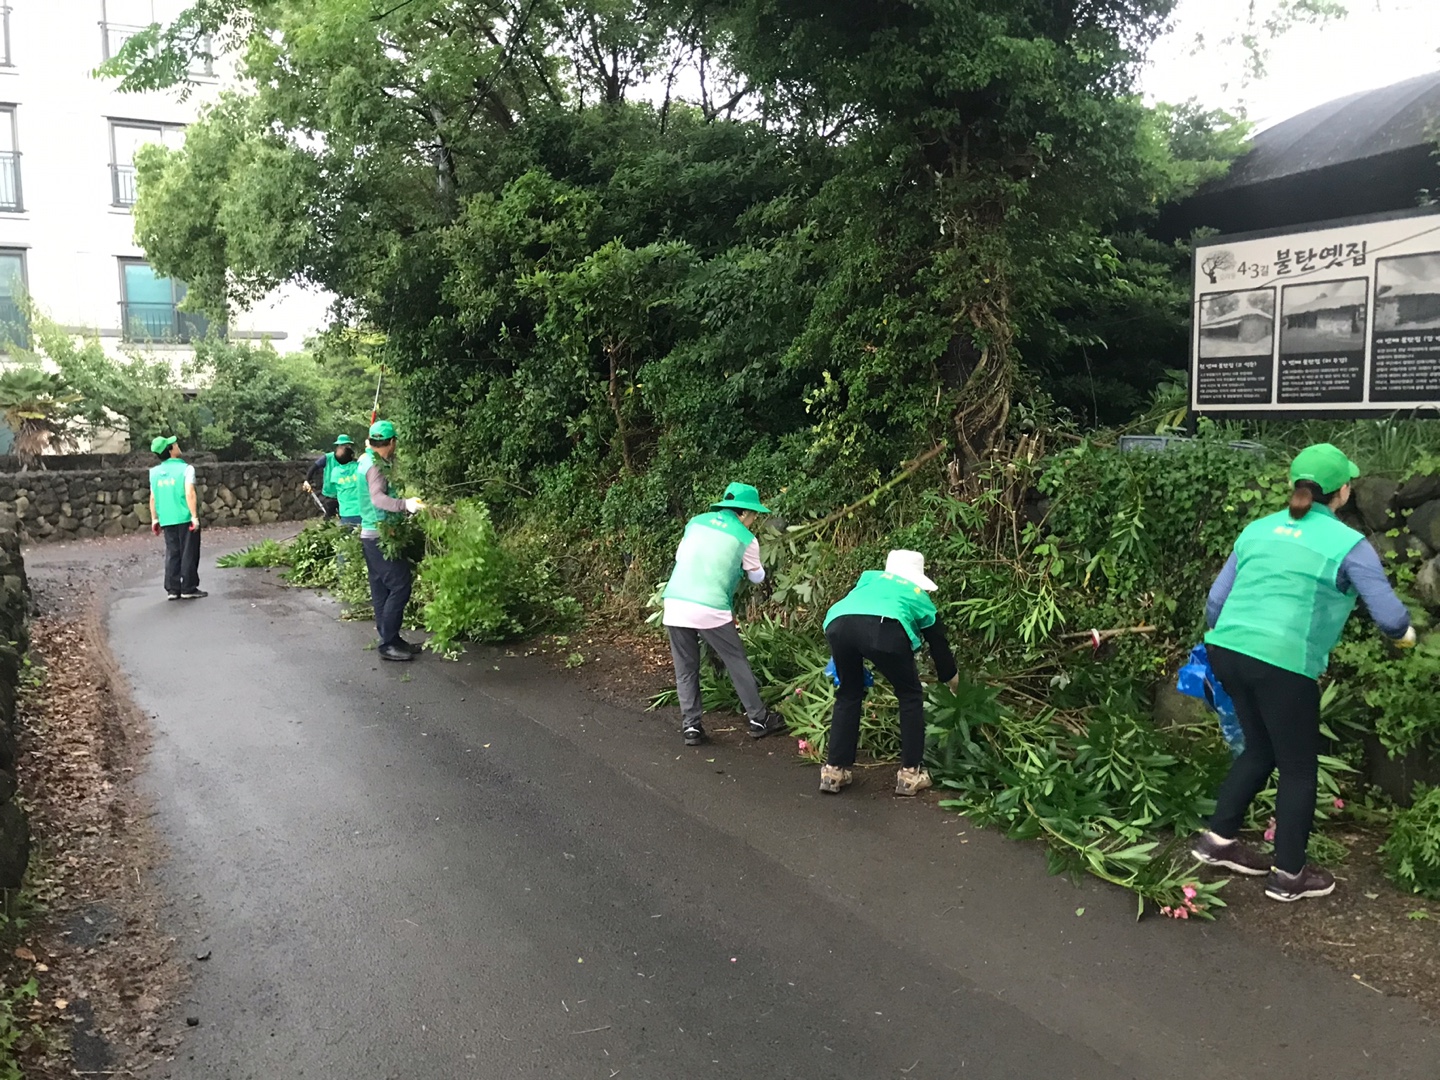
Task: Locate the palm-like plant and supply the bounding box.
[0,366,81,470]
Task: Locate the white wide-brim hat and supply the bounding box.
[885,549,937,592]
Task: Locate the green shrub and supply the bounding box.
[1382,785,1440,900]
[216,538,292,568]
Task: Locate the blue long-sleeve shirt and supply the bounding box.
[1206,540,1412,638]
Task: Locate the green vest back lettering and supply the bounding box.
[149,458,192,527]
[1206,505,1363,678]
[355,452,395,532]
[662,512,755,611]
[824,570,938,650]
[326,455,361,517]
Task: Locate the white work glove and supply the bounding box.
[1395,626,1417,650]
[403,497,425,514]
[303,481,313,493]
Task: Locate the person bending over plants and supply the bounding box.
[820,550,959,797]
[1193,443,1415,902]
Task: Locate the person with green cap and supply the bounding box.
[1194,443,1415,902]
[148,436,206,600]
[819,550,958,797]
[303,435,362,526]
[661,482,784,745]
[354,420,425,662]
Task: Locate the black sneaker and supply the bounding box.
[747,712,786,740]
[393,637,423,655]
[180,590,209,599]
[378,643,414,662]
[683,725,706,746]
[1265,865,1336,902]
[1191,832,1271,876]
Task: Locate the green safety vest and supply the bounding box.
[325,454,362,517]
[1205,504,1364,679]
[149,457,192,527]
[662,511,755,611]
[354,452,395,532]
[824,571,938,651]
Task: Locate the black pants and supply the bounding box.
[161,523,201,596]
[360,537,412,646]
[1207,643,1321,874]
[825,614,926,768]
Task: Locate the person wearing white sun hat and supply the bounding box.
[819,550,958,796]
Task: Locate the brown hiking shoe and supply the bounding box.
[895,767,933,796]
[818,765,852,794]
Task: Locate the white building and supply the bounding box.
[0,1,329,368]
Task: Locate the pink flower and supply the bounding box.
[797,739,811,754]
[1176,908,1189,919]
[1160,906,1172,916]
[1182,885,1197,900]
[1333,798,1345,810]
[1264,817,1276,843]
[794,687,804,697]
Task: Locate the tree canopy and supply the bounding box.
[119,0,1249,530]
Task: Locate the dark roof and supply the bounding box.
[1204,71,1440,196]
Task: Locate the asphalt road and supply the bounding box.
[106,541,1437,1080]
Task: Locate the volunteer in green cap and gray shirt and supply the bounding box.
[304,434,361,525]
[1194,443,1415,902]
[354,420,425,661]
[148,435,206,600]
[662,482,784,745]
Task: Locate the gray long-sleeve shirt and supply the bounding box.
[361,456,407,539]
[1206,540,1412,638]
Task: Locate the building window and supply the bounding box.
[0,106,20,213]
[0,6,13,68]
[119,259,209,343]
[0,249,26,350]
[100,1,214,75]
[109,120,183,208]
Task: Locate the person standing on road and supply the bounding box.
[819,551,958,797]
[662,482,784,746]
[305,435,363,528]
[149,435,206,601]
[1194,443,1415,902]
[355,420,425,662]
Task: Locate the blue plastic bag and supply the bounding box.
[1176,644,1245,755]
[824,657,874,688]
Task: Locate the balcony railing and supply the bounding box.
[111,163,137,207]
[120,302,211,344]
[101,22,215,75]
[0,152,21,213]
[0,297,27,351]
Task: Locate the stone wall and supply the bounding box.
[0,525,27,888]
[0,461,315,542]
[1347,473,1440,609]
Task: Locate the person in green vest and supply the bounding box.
[148,435,206,600]
[355,420,425,662]
[661,482,785,746]
[303,435,362,526]
[820,551,958,797]
[1194,443,1415,902]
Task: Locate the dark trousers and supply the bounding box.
[161,523,201,596]
[825,614,926,768]
[360,538,412,646]
[1207,643,1321,874]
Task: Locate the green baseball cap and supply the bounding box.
[368,420,396,440]
[334,434,354,446]
[150,435,177,454]
[1290,443,1360,494]
[709,482,770,515]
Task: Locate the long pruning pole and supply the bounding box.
[370,371,383,424]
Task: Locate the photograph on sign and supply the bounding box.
[1190,208,1440,415]
[1195,287,1275,406]
[1277,279,1366,404]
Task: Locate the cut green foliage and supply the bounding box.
[1382,785,1440,900]
[216,538,292,568]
